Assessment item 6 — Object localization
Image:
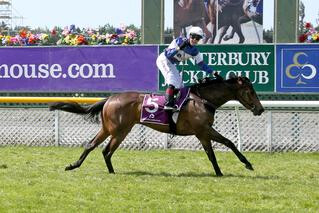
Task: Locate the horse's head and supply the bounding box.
[230,76,264,116]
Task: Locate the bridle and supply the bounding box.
[236,86,256,111]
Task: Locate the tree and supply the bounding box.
[316,10,319,31]
[164,27,174,44]
[263,28,273,43]
[299,1,305,34]
[0,21,9,35]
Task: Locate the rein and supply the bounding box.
[189,78,239,110]
[190,84,218,110]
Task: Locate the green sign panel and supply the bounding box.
[158,44,275,92]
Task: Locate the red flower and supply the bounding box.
[77,35,87,45]
[28,35,37,44]
[51,28,57,36]
[110,34,118,39]
[298,34,307,43]
[19,29,27,38]
[305,22,312,29]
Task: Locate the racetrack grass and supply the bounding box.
[0,147,318,212]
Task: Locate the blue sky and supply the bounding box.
[11,0,318,30]
[300,0,319,25]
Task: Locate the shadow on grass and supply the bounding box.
[121,171,213,177]
[120,170,281,180]
[223,173,281,180]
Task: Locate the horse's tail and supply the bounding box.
[49,98,109,122]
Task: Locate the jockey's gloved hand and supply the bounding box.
[178,40,190,50]
[199,77,210,84]
[213,72,223,81]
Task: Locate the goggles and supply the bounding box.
[190,34,202,41]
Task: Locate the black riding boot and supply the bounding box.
[164,84,176,110]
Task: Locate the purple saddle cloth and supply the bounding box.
[140,87,190,125]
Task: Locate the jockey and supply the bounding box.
[156,26,220,110]
[244,0,263,18]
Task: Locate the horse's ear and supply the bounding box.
[237,77,243,85]
[229,73,237,79]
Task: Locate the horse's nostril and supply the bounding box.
[258,108,265,115]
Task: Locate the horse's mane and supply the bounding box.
[190,76,251,90]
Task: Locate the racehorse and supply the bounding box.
[174,0,213,43]
[209,0,263,43]
[208,0,246,43]
[49,76,264,177]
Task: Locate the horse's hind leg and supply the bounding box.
[232,23,245,43]
[209,128,253,170]
[223,26,235,41]
[65,129,109,171]
[102,129,131,173]
[218,26,229,43]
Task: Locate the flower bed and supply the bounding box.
[0,24,140,46]
[299,22,319,43]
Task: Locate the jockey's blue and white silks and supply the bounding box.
[246,0,263,16]
[164,37,212,73]
[157,36,213,88]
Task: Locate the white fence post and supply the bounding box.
[235,106,242,152]
[267,111,273,152]
[54,110,60,146]
[164,134,168,149]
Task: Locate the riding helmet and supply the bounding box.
[188,26,204,39]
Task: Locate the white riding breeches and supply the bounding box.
[156,53,184,89]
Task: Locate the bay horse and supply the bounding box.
[49,76,264,177]
[210,0,247,43]
[174,0,213,43]
[208,0,263,43]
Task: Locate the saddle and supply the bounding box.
[140,87,190,128]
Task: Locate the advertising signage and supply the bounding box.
[0,46,158,92]
[159,44,275,92]
[276,44,319,92]
[174,0,264,44]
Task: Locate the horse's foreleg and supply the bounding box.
[209,128,254,171]
[196,133,223,176]
[211,24,217,43]
[201,18,212,44]
[203,142,223,176]
[65,129,109,171]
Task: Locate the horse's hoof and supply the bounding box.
[216,172,224,177]
[223,36,230,41]
[206,38,213,44]
[245,164,254,171]
[65,164,74,171]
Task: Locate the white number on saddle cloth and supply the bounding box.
[145,97,159,114]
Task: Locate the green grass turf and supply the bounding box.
[0,146,318,212]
